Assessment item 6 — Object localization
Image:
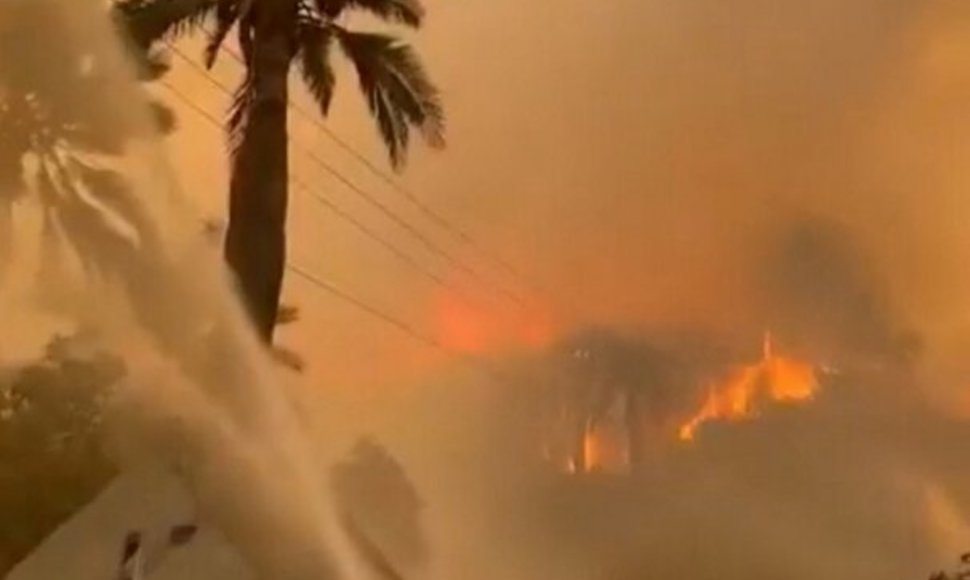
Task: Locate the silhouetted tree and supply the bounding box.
[0,335,126,575]
[0,5,181,569]
[0,0,174,288]
[331,437,429,572]
[557,329,678,473]
[200,217,306,370]
[115,0,445,342]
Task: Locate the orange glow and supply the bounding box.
[519,312,556,349]
[434,285,559,355]
[678,332,819,441]
[543,410,632,476]
[437,292,491,354]
[581,423,629,474]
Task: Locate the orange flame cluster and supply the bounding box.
[678,332,819,441]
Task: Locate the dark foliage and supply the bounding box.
[0,0,175,287]
[0,336,126,574]
[114,0,443,165]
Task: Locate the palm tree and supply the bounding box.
[115,0,445,342]
[0,0,175,289]
[0,3,198,568]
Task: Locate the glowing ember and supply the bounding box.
[581,421,630,474]
[678,332,819,441]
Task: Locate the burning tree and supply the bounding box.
[547,328,682,475]
[539,327,827,475]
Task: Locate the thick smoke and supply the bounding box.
[5,0,970,579]
[1,1,356,579]
[388,0,970,349]
[298,2,970,578]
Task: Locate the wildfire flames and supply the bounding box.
[545,389,635,476]
[582,420,630,474]
[677,332,819,441]
[543,331,820,476]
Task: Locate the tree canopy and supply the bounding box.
[0,335,126,574]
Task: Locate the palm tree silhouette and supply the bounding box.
[116,0,445,341]
[0,0,174,288]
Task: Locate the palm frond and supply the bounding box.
[335,29,444,168]
[271,346,305,372]
[59,125,128,156]
[297,23,336,116]
[203,0,239,68]
[226,74,255,161]
[72,159,154,244]
[149,100,178,134]
[125,40,172,81]
[316,0,424,27]
[115,0,218,48]
[276,304,301,325]
[237,12,255,65]
[36,164,95,276]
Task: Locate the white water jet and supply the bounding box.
[6,1,970,580]
[0,1,351,577]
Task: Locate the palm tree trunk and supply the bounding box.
[224,4,295,343]
[624,389,644,474]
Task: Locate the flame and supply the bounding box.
[543,400,632,476]
[581,422,629,474]
[678,332,819,441]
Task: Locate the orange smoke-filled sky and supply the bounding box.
[158,0,970,389]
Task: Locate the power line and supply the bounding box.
[164,41,526,307]
[158,78,225,131]
[150,57,545,400]
[289,174,481,307]
[285,263,442,350]
[298,142,526,306]
[214,42,534,287]
[160,79,496,318]
[160,79,508,379]
[165,41,524,304]
[158,79,489,367]
[287,262,517,386]
[157,51,539,387]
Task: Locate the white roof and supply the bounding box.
[9,470,253,580]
